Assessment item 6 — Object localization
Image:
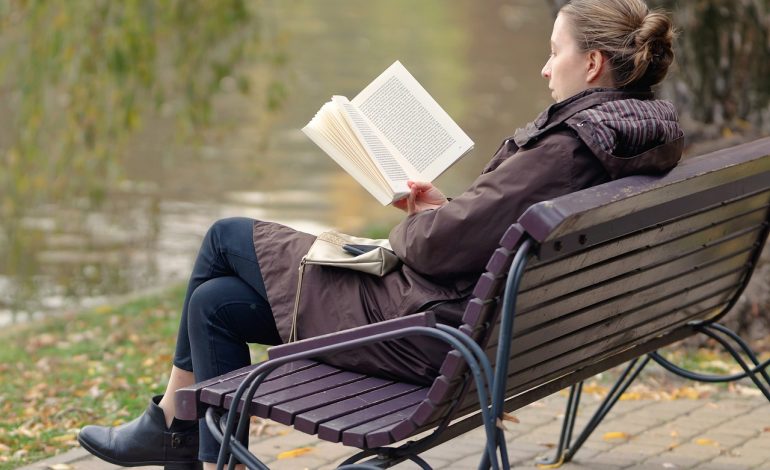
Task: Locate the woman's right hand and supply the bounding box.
[392,180,448,215]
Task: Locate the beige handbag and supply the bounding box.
[289,231,401,341]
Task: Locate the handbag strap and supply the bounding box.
[289,258,307,343]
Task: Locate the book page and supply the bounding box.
[352,61,474,182]
[332,96,411,193]
[302,100,406,205]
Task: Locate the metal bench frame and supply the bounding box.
[176,137,770,470]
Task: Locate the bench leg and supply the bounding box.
[650,322,770,401]
[537,356,651,468]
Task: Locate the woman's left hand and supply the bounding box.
[392,180,448,215]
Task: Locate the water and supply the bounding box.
[0,0,554,323]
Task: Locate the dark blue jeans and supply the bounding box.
[172,217,281,462]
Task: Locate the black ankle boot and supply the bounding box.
[78,395,202,469]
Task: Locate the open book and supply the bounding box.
[302,61,474,205]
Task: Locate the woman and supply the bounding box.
[78,0,684,467]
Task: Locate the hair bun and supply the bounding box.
[631,11,675,87]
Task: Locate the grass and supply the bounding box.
[0,285,268,469]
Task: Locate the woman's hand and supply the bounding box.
[392,180,448,215]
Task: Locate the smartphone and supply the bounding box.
[343,244,380,256]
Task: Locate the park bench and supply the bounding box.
[176,137,770,470]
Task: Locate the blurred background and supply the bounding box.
[1,0,769,342]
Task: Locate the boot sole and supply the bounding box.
[77,432,202,469]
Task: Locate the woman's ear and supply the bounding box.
[586,50,611,86]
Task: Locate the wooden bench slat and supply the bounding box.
[433,245,750,401]
[293,382,425,434]
[433,279,738,408]
[520,191,770,290]
[488,257,748,350]
[499,223,525,251]
[316,388,428,442]
[461,298,498,328]
[521,140,770,252]
[518,211,766,306]
[220,363,343,411]
[342,403,421,448]
[500,274,743,374]
[175,359,317,420]
[484,247,514,277]
[269,376,393,425]
[438,262,740,387]
[498,271,743,355]
[500,299,730,395]
[244,370,366,418]
[444,299,731,422]
[513,243,755,331]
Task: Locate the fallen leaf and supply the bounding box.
[662,463,677,469]
[619,391,641,401]
[501,412,519,424]
[48,464,75,470]
[734,385,762,397]
[582,382,609,396]
[671,387,700,400]
[694,438,719,447]
[602,431,630,441]
[666,441,680,451]
[251,418,272,437]
[763,427,770,433]
[276,447,313,459]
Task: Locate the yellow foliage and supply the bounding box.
[694,437,719,447]
[602,431,630,441]
[276,447,314,459]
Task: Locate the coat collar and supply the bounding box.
[514,88,654,147]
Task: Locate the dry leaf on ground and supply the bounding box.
[276,447,314,459]
[694,437,720,447]
[602,431,630,441]
[47,464,75,470]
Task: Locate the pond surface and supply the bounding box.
[0,0,554,323]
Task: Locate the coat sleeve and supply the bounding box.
[388,132,581,278]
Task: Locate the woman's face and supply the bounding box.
[541,13,592,102]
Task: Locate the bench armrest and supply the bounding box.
[267,311,437,360]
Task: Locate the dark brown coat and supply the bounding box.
[253,88,684,384]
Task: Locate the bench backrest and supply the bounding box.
[381,137,770,444]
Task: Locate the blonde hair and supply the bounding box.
[560,0,675,88]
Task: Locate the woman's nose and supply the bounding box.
[541,60,551,79]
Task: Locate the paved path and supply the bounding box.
[19,389,770,470]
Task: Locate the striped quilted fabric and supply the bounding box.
[579,99,680,158]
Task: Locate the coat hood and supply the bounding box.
[514,88,684,179]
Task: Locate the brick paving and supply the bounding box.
[18,389,770,470]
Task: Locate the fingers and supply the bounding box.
[408,181,434,191]
[407,190,416,214]
[392,197,408,211]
